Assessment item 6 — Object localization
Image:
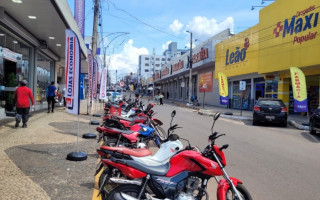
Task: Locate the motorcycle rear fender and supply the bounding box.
[217,177,243,200]
[101,159,146,179]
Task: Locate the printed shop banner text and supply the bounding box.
[259,0,320,73]
[218,72,229,105]
[199,71,213,93]
[215,25,258,79]
[290,67,308,112]
[65,29,80,115]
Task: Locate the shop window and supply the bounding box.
[36,54,53,104]
[232,81,252,110]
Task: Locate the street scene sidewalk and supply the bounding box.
[0,100,101,200]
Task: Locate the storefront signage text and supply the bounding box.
[193,48,208,63]
[3,48,19,62]
[161,67,169,76]
[294,72,302,98]
[273,5,318,45]
[172,60,184,72]
[225,38,249,66]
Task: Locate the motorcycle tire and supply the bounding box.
[99,169,122,200]
[106,184,146,200]
[225,183,253,200]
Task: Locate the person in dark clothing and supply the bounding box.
[47,81,57,113]
[159,93,164,105]
[167,91,169,99]
[14,80,35,128]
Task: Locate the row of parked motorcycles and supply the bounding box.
[94,97,253,200]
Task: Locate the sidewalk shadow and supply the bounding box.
[300,131,320,143]
[48,121,97,136]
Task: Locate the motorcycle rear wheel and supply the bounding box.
[99,169,122,200]
[226,183,252,200]
[106,184,146,200]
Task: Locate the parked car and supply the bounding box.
[253,98,288,127]
[104,91,123,102]
[309,109,320,135]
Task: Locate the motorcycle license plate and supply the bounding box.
[266,116,275,120]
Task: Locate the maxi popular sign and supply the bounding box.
[273,5,318,45]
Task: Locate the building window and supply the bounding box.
[156,58,160,61]
[162,58,165,61]
[145,63,149,66]
[145,69,149,72]
[167,58,171,61]
[155,64,160,67]
[145,57,149,60]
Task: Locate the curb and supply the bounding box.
[198,109,252,121]
[288,120,309,131]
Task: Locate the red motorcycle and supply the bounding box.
[102,113,252,200]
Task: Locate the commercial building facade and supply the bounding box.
[155,29,231,105]
[215,0,320,114]
[0,0,87,119]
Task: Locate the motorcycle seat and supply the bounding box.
[117,116,135,122]
[109,127,134,135]
[113,158,170,176]
[100,146,152,157]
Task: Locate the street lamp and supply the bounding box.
[186,30,193,104]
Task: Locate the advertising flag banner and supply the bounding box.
[87,48,93,102]
[290,67,308,112]
[218,72,229,105]
[99,67,107,99]
[92,59,97,100]
[74,0,85,37]
[65,29,81,115]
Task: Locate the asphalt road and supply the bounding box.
[151,101,320,200]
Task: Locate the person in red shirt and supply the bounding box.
[14,80,35,128]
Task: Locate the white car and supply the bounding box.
[105,92,122,102]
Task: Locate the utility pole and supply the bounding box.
[187,31,193,104]
[152,48,155,102]
[92,0,100,57]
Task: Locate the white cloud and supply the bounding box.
[107,39,148,82]
[186,16,234,40]
[162,41,172,52]
[169,19,184,34]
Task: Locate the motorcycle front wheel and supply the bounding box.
[225,183,253,200]
[106,184,146,200]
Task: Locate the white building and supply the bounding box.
[138,42,188,87]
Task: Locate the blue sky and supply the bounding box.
[67,0,274,79]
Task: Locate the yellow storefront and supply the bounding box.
[215,0,320,113]
[259,0,320,113]
[215,25,260,110]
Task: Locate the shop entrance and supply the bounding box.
[4,59,16,85]
[255,83,265,100]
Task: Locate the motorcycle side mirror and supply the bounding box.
[171,110,176,118]
[169,134,179,141]
[211,113,220,132]
[170,110,176,128]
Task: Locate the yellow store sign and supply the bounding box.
[215,25,259,79]
[259,0,320,73]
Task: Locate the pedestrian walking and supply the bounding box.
[14,80,35,128]
[47,81,57,113]
[167,91,169,99]
[159,93,164,105]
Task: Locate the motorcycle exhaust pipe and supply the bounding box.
[109,178,141,185]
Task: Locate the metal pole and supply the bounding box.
[188,32,193,104]
[153,48,155,102]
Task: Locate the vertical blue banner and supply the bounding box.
[74,0,85,37]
